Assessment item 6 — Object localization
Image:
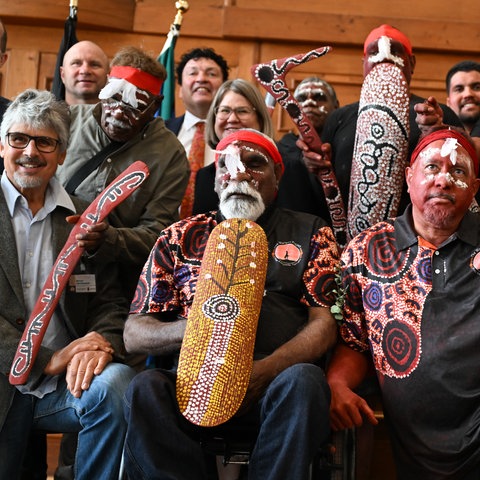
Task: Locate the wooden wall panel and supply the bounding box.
[2,0,480,141]
[1,0,135,31]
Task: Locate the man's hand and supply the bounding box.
[66,215,109,253]
[414,96,445,135]
[295,138,333,175]
[236,359,275,416]
[65,349,113,398]
[329,382,378,431]
[45,332,113,376]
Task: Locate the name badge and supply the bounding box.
[68,274,96,293]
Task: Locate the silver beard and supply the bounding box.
[219,181,265,221]
[13,171,44,189]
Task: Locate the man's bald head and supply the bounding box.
[60,40,109,105]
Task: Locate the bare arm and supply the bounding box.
[326,342,378,430]
[123,312,187,356]
[240,306,337,412]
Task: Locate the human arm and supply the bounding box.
[123,312,187,356]
[93,130,190,267]
[239,305,337,414]
[326,341,378,431]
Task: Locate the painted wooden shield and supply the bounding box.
[348,62,410,240]
[176,218,268,426]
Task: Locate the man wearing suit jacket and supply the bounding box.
[165,48,229,167]
[0,89,135,480]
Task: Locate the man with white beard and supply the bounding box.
[121,128,340,480]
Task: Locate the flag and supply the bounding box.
[51,4,79,101]
[157,23,180,120]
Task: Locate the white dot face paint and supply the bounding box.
[418,138,471,189]
[216,142,268,180]
[440,137,458,164]
[295,83,331,115]
[368,36,405,68]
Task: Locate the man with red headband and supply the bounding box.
[122,129,339,480]
[56,46,189,303]
[327,126,480,478]
[301,24,463,223]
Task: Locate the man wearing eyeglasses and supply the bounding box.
[0,88,135,480]
[56,46,189,304]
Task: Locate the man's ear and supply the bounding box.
[405,166,412,192]
[0,52,8,68]
[274,163,283,186]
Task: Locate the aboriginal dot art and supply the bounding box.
[176,218,268,426]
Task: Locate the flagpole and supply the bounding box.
[51,0,79,100]
[158,0,190,120]
[69,0,78,19]
[173,0,189,30]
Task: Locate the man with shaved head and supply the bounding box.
[60,40,109,105]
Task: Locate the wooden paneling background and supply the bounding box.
[1,0,479,140]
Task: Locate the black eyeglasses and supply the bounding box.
[214,106,256,120]
[6,132,60,153]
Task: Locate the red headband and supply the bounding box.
[410,129,479,176]
[109,66,163,95]
[216,129,284,174]
[363,24,413,56]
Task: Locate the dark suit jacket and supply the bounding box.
[0,190,129,430]
[165,115,185,136]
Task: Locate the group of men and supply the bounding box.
[1,16,480,480]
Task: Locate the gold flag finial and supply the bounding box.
[174,0,189,26]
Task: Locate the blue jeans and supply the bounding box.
[0,363,135,480]
[123,363,331,480]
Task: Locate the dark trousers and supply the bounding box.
[123,363,331,480]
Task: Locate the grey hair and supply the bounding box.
[1,89,71,152]
[205,78,274,149]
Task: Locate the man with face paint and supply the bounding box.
[122,129,339,480]
[276,77,339,219]
[56,46,189,303]
[300,25,463,222]
[327,126,480,478]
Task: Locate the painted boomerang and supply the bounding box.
[9,160,150,385]
[251,47,348,248]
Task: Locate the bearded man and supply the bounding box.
[121,129,340,480]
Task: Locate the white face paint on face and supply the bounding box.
[419,138,472,188]
[215,141,269,190]
[367,36,405,68]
